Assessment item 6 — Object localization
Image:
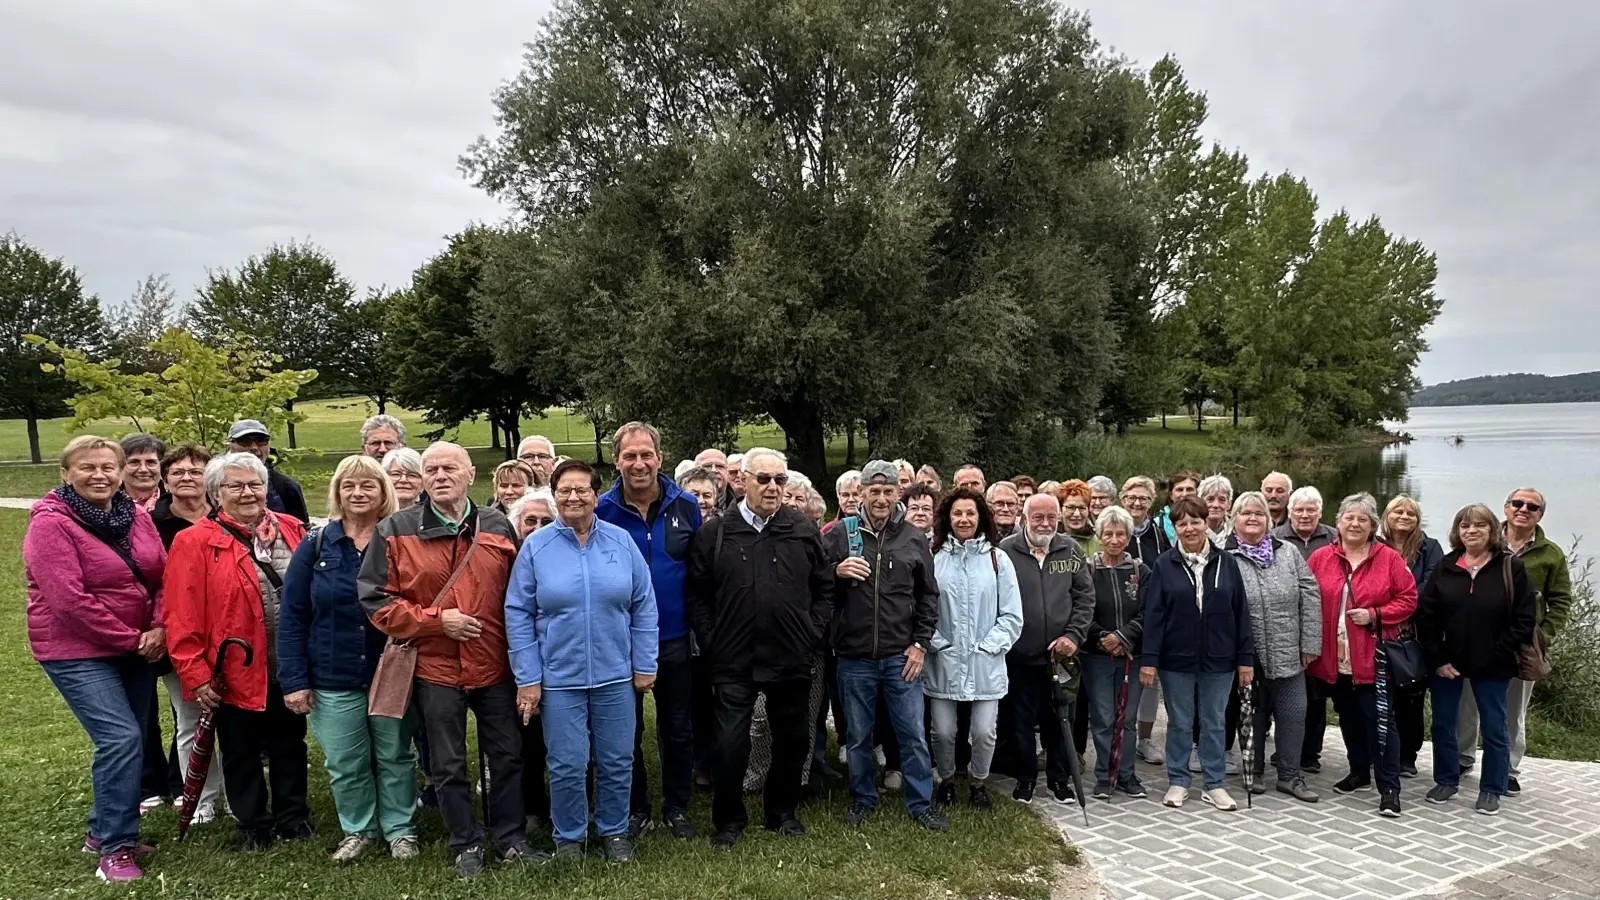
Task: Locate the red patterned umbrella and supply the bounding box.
[1106,656,1132,790]
[176,637,253,841]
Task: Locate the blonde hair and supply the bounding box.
[60,435,125,472]
[1382,496,1425,564]
[327,455,398,522]
[493,458,543,488]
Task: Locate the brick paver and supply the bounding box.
[1011,721,1600,900]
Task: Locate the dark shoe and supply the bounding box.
[969,784,993,810]
[1506,776,1522,796]
[501,840,550,865]
[1399,762,1419,779]
[1277,778,1319,803]
[1049,781,1074,803]
[627,813,653,838]
[665,812,695,840]
[553,841,583,861]
[1301,759,1322,775]
[1117,778,1148,799]
[1379,791,1402,818]
[709,827,742,850]
[913,810,949,833]
[844,802,874,825]
[812,758,842,779]
[1092,781,1112,801]
[1248,780,1267,796]
[277,821,314,842]
[239,830,273,852]
[1333,774,1373,795]
[935,780,958,807]
[455,847,486,878]
[1012,780,1035,804]
[602,835,634,863]
[1476,792,1501,816]
[1426,784,1459,804]
[1459,757,1475,775]
[767,816,805,837]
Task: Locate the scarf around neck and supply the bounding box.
[217,509,280,564]
[1181,541,1211,570]
[1235,534,1275,569]
[56,484,136,552]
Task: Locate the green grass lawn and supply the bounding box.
[0,509,1075,898]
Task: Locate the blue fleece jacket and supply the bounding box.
[595,473,701,641]
[505,516,659,690]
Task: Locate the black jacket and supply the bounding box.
[1131,518,1172,569]
[267,466,310,524]
[150,493,204,550]
[824,507,939,661]
[1417,550,1537,681]
[687,506,833,684]
[1084,555,1149,657]
[998,533,1095,665]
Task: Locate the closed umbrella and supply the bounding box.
[1237,677,1256,809]
[1050,661,1090,827]
[1105,656,1132,790]
[176,637,253,841]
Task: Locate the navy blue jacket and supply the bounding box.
[277,520,388,693]
[1407,535,1444,589]
[597,473,702,641]
[1139,548,1254,674]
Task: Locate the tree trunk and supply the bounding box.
[1232,389,1240,427]
[374,394,388,415]
[490,422,501,450]
[1116,420,1129,438]
[771,403,829,487]
[26,414,42,464]
[285,398,297,449]
[1161,411,1168,429]
[504,417,522,457]
[845,425,857,467]
[1195,403,1205,431]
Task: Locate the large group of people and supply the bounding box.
[21,415,1570,883]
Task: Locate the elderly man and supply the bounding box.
[687,448,832,849]
[597,422,702,839]
[1271,487,1337,556]
[516,435,558,482]
[953,465,986,494]
[361,415,407,459]
[726,453,746,499]
[1456,487,1572,794]
[827,460,945,832]
[997,493,1094,804]
[986,481,1023,537]
[694,448,738,512]
[357,442,538,876]
[226,419,309,523]
[1260,472,1293,528]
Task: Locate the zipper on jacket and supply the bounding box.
[872,538,883,658]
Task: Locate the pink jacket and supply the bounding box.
[24,491,166,662]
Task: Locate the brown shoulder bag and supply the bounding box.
[1504,556,1551,683]
[368,535,480,718]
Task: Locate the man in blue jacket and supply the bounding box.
[596,421,703,839]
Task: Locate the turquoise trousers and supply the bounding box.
[308,690,417,839]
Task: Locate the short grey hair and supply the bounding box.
[741,446,786,473]
[985,481,1019,502]
[1094,504,1135,539]
[509,487,556,524]
[1262,471,1293,491]
[1335,492,1381,531]
[1230,491,1271,524]
[785,470,812,491]
[676,465,717,489]
[673,459,696,480]
[1288,486,1324,512]
[1087,475,1116,497]
[804,485,827,521]
[1197,474,1234,503]
[835,469,861,494]
[361,414,406,443]
[382,447,423,476]
[205,451,268,503]
[1024,492,1061,516]
[518,434,555,456]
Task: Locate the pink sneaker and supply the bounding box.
[96,849,142,883]
[82,834,155,856]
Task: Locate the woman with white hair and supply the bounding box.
[1081,505,1150,800]
[1086,476,1117,521]
[1305,493,1417,818]
[1197,475,1234,548]
[1224,492,1321,802]
[509,488,557,542]
[381,448,425,509]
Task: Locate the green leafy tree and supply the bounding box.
[335,288,397,414]
[106,274,182,374]
[0,233,109,463]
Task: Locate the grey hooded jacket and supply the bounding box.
[1224,534,1322,680]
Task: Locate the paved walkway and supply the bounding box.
[1015,723,1600,900]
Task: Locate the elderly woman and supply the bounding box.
[1198,475,1234,547]
[677,466,720,521]
[915,465,943,492]
[25,436,167,883]
[1381,496,1443,778]
[1417,504,1536,816]
[505,488,558,835]
[926,488,1023,810]
[1057,480,1098,553]
[803,485,828,527]
[1139,497,1253,812]
[1086,476,1116,521]
[120,433,166,513]
[509,488,558,542]
[278,456,415,862]
[505,459,659,862]
[902,483,939,542]
[166,451,310,850]
[489,459,540,515]
[985,481,1023,537]
[1120,476,1173,766]
[783,471,812,514]
[121,433,175,815]
[1305,493,1417,818]
[1225,492,1321,802]
[381,447,425,509]
[1081,506,1150,800]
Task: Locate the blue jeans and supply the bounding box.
[1431,675,1510,795]
[542,681,635,844]
[1159,670,1231,789]
[42,657,154,854]
[837,656,934,817]
[1082,654,1143,786]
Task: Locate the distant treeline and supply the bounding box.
[1412,372,1600,407]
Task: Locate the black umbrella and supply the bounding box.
[1238,677,1256,809]
[1050,661,1090,827]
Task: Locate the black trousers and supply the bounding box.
[712,678,811,831]
[1329,675,1402,793]
[415,679,525,853]
[1395,687,1426,766]
[692,651,716,774]
[139,677,175,799]
[632,636,695,820]
[519,714,550,821]
[1001,659,1069,785]
[1304,676,1330,766]
[214,681,309,838]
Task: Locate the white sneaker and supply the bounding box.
[190,801,217,826]
[1189,748,1202,773]
[1162,786,1188,808]
[1137,739,1164,765]
[883,770,904,790]
[138,796,166,816]
[331,834,374,863]
[390,836,420,860]
[1203,787,1238,811]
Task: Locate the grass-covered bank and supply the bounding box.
[0,510,1075,899]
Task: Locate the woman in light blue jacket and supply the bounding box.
[505,460,658,863]
[925,487,1023,810]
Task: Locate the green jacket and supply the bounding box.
[1509,525,1572,642]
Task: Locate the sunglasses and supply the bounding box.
[751,473,789,486]
[1509,499,1543,513]
[523,516,554,528]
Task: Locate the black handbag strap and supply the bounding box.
[215,517,285,591]
[78,518,156,600]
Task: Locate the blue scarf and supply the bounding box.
[55,484,136,553]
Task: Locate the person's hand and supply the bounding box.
[1099,634,1124,656]
[836,557,871,581]
[194,683,222,710]
[1049,636,1078,658]
[136,629,166,661]
[283,690,313,715]
[1139,666,1157,688]
[1436,663,1460,679]
[517,685,542,724]
[634,672,657,692]
[1346,608,1373,627]
[441,609,483,642]
[1301,652,1318,668]
[902,646,926,681]
[1238,666,1254,687]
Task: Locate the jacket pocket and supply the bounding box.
[663,517,693,562]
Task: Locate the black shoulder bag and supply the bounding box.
[1375,603,1427,693]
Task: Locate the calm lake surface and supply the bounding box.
[1282,402,1600,556]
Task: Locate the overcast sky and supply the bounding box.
[4,1,1595,384]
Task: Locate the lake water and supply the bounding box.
[1269,402,1600,556]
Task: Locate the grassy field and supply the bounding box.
[0,509,1075,898]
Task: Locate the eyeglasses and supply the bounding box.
[751,473,789,486]
[555,487,593,499]
[166,467,205,480]
[1509,499,1543,513]
[523,516,554,529]
[1122,495,1151,504]
[222,481,265,496]
[519,452,554,463]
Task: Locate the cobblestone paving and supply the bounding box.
[1013,727,1600,900]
